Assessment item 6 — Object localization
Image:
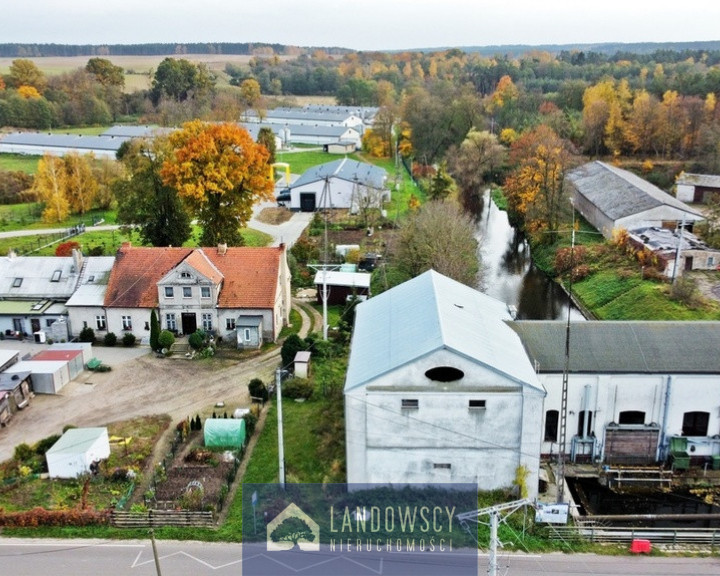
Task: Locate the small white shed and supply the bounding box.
[46,427,111,478]
[294,351,311,378]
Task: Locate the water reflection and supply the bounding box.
[474,190,585,320]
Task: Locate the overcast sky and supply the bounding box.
[2,0,719,51]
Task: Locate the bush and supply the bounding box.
[79,326,96,343]
[103,332,117,347]
[248,378,268,402]
[281,333,306,367]
[34,434,61,456]
[13,443,34,462]
[282,377,314,400]
[158,329,175,350]
[122,332,136,347]
[243,411,258,437]
[188,329,207,350]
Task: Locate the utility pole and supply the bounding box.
[672,214,687,284]
[149,529,163,576]
[276,368,285,488]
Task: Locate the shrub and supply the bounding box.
[103,332,117,347]
[34,434,61,456]
[13,443,34,462]
[158,329,175,350]
[79,326,96,343]
[55,241,81,257]
[282,377,314,399]
[248,378,268,401]
[150,309,160,351]
[243,411,258,437]
[281,333,306,367]
[188,329,207,350]
[122,332,136,347]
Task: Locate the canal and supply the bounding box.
[474,190,585,321]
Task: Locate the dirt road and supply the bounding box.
[0,300,322,462]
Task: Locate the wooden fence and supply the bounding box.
[111,509,215,529]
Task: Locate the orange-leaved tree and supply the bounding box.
[33,154,70,223]
[160,121,274,246]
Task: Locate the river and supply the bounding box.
[474,190,585,321]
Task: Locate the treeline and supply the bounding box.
[0,43,350,58]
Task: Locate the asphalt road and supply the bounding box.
[1,539,718,576]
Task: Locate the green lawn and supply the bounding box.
[0,153,40,174]
[275,150,362,175]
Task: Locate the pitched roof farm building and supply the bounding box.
[568,161,703,238]
[0,132,129,158]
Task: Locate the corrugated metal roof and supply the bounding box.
[292,159,387,189]
[0,132,129,151]
[345,270,542,392]
[508,320,720,373]
[65,283,107,306]
[46,427,107,455]
[101,125,173,138]
[676,172,720,189]
[568,161,703,221]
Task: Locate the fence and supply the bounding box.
[549,524,720,548]
[110,509,215,528]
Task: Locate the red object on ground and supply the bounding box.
[630,539,651,553]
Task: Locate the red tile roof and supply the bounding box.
[104,244,283,310]
[205,246,282,309]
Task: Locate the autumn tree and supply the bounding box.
[427,162,456,201]
[33,154,69,223]
[449,129,506,202]
[503,125,575,240]
[63,153,97,215]
[115,138,192,247]
[85,58,125,88]
[393,200,479,286]
[160,121,274,246]
[257,127,276,164]
[239,78,261,109]
[8,59,47,93]
[150,58,215,106]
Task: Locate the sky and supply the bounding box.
[2,0,720,51]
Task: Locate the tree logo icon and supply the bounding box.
[266,503,320,551]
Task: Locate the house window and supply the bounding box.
[618,410,645,425]
[164,286,174,298]
[433,463,451,470]
[202,313,213,331]
[226,318,236,330]
[469,399,486,410]
[121,316,132,330]
[180,271,192,279]
[709,256,715,267]
[51,270,61,282]
[12,277,22,287]
[682,411,710,436]
[183,286,192,298]
[577,410,593,437]
[45,319,55,328]
[166,313,176,331]
[401,399,419,410]
[244,328,251,341]
[544,410,559,441]
[201,286,211,298]
[96,315,106,330]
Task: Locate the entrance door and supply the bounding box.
[31,319,41,333]
[300,193,316,212]
[181,313,197,335]
[684,256,694,271]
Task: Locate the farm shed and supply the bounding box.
[46,427,110,479]
[313,270,371,305]
[675,172,720,204]
[4,360,70,394]
[203,418,246,448]
[0,370,32,417]
[32,349,84,380]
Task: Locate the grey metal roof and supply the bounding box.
[246,108,361,124]
[676,172,720,189]
[292,158,387,189]
[0,371,30,391]
[345,270,543,392]
[628,226,716,253]
[313,271,371,289]
[0,256,80,299]
[0,132,129,151]
[46,427,107,456]
[568,161,703,221]
[507,320,720,373]
[101,125,173,138]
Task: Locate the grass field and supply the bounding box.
[0,154,41,174]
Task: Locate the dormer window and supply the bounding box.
[51,270,62,282]
[180,271,192,279]
[12,278,22,288]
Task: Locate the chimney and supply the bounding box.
[72,248,83,274]
[218,243,227,255]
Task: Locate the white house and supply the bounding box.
[508,321,720,466]
[286,159,388,212]
[568,161,704,239]
[345,270,545,496]
[65,256,115,338]
[100,244,291,347]
[46,427,111,478]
